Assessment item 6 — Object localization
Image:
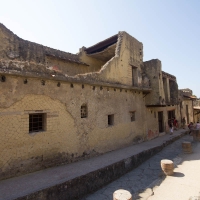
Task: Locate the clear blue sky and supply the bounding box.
[1,0,200,97]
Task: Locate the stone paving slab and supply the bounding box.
[0,129,187,200]
[83,134,195,200]
[147,141,200,200]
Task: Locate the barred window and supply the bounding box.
[81,104,87,118]
[29,113,46,133]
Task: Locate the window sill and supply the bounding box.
[29,130,45,136]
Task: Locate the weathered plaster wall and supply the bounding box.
[181,99,194,124]
[194,100,200,123]
[0,23,98,77]
[45,56,89,76]
[194,110,200,123]
[169,80,179,104]
[0,75,146,180]
[144,108,159,140]
[80,32,144,87]
[0,94,78,180]
[0,25,149,91]
[78,49,106,72]
[145,105,180,139]
[103,32,143,87]
[143,59,165,105]
[0,24,79,63]
[162,77,170,103]
[0,23,184,182]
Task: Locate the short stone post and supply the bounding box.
[182,141,192,153]
[160,159,174,176]
[113,189,132,200]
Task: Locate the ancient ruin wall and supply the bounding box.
[85,31,144,86]
[143,59,165,105]
[0,23,102,77]
[0,75,146,180]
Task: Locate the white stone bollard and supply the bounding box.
[113,189,132,200]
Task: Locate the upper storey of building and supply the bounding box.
[0,23,148,90]
[143,59,179,106]
[0,23,179,103]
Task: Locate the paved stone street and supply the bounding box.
[82,134,197,200]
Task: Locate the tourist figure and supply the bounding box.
[188,122,194,135]
[173,117,178,130]
[169,119,173,135]
[182,117,186,129]
[195,121,200,129]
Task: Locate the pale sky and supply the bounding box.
[1,0,200,97]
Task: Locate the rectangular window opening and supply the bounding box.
[108,114,114,126]
[29,113,46,133]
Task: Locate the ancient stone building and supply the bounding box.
[179,88,196,124]
[0,23,185,180]
[193,99,200,122]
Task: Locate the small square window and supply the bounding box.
[108,114,114,126]
[130,112,135,122]
[29,113,46,133]
[81,105,87,118]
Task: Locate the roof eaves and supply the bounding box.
[85,34,118,54]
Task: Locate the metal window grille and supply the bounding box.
[130,112,135,122]
[81,105,87,118]
[108,114,114,125]
[29,113,45,133]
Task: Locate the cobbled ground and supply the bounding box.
[82,134,195,200]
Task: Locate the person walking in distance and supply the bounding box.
[173,117,178,130]
[169,119,173,135]
[195,121,200,129]
[182,117,186,129]
[188,122,194,135]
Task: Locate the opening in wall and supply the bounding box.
[186,105,189,124]
[108,114,114,126]
[158,111,164,132]
[81,104,88,118]
[168,110,175,121]
[131,66,138,86]
[130,111,135,121]
[29,113,46,133]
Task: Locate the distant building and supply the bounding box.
[0,23,192,180]
[193,99,200,122]
[179,88,196,124]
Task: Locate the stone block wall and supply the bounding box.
[143,59,165,105]
[0,74,147,180]
[181,99,194,124]
[169,79,178,104]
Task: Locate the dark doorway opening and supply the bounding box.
[168,110,175,121]
[158,111,164,132]
[186,105,189,124]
